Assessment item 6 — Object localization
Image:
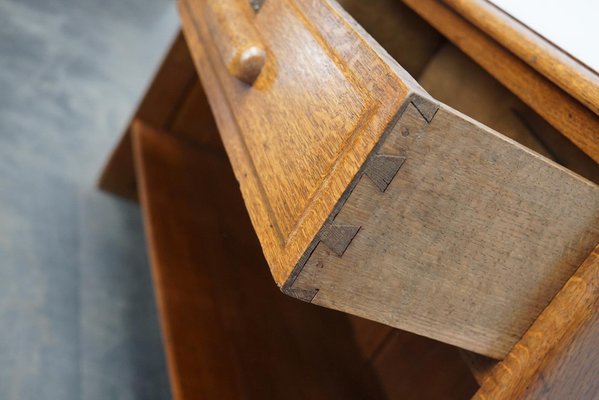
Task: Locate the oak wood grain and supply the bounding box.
[403,0,599,163]
[287,95,599,358]
[178,0,415,285]
[337,0,444,78]
[442,0,599,116]
[420,43,552,158]
[132,121,387,400]
[474,244,599,399]
[513,108,599,185]
[204,0,266,84]
[179,0,599,357]
[419,42,599,184]
[133,117,481,399]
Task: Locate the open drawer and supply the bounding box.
[175,0,599,359]
[132,121,479,399]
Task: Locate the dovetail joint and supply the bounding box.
[411,96,439,123]
[364,154,406,192]
[282,286,318,302]
[320,224,360,257]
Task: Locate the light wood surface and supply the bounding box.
[204,0,266,84]
[99,2,599,394]
[99,38,482,400]
[418,42,599,184]
[474,244,599,399]
[179,0,416,285]
[132,122,387,400]
[442,0,599,115]
[132,120,481,399]
[403,0,599,163]
[337,0,443,78]
[179,0,599,357]
[286,94,599,358]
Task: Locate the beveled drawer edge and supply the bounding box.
[179,0,414,285]
[282,92,437,301]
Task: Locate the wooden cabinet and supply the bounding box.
[179,0,411,284]
[176,0,599,358]
[100,0,599,398]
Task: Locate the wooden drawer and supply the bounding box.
[179,0,413,282]
[178,0,599,358]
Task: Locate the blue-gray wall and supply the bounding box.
[0,0,178,398]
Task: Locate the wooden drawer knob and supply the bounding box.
[204,0,266,85]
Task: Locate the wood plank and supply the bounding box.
[442,0,599,115]
[422,44,596,373]
[132,121,386,400]
[514,108,599,184]
[178,0,421,285]
[287,96,599,358]
[169,81,221,149]
[403,0,599,163]
[419,43,552,157]
[98,31,197,200]
[332,1,448,360]
[418,42,599,184]
[474,244,599,399]
[134,114,484,398]
[180,0,599,357]
[337,0,444,78]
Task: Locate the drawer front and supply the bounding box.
[179,0,410,283]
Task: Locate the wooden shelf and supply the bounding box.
[474,244,599,399]
[130,121,478,399]
[132,122,382,398]
[99,1,599,395]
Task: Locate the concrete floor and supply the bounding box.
[0,0,179,398]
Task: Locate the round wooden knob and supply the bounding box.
[230,45,266,84]
[205,0,266,85]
